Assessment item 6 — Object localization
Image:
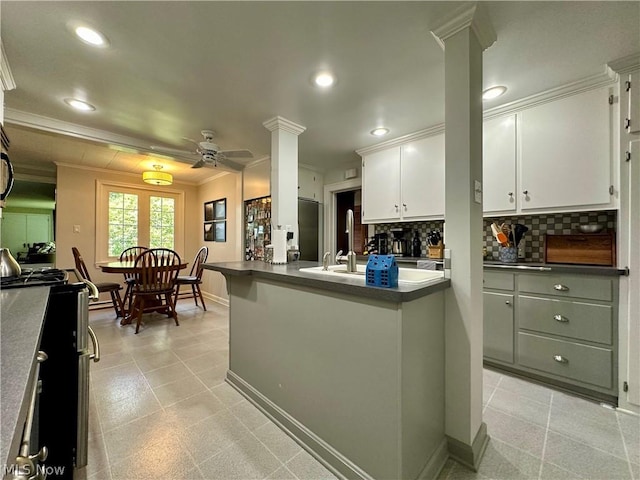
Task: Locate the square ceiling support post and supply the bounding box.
[431,2,496,471]
[263,116,306,247]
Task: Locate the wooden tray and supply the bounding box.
[544,233,615,266]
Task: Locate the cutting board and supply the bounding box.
[544,233,615,266]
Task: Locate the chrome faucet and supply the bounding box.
[335,209,357,273]
[322,252,331,270]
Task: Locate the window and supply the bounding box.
[96,181,184,262]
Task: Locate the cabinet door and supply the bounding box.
[362,147,401,223]
[298,167,323,201]
[483,292,514,363]
[520,86,612,210]
[627,71,640,134]
[483,115,516,213]
[401,134,445,220]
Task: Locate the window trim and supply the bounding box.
[95,180,185,265]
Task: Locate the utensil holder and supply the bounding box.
[498,246,518,263]
[428,243,444,259]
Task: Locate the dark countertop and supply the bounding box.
[203,261,451,303]
[1,287,50,472]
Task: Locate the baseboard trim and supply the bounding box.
[203,291,229,307]
[446,422,489,471]
[226,371,373,480]
[417,438,449,480]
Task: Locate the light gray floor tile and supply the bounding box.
[110,433,196,479]
[91,361,141,386]
[230,399,270,431]
[84,433,110,478]
[92,370,150,408]
[631,462,639,479]
[133,349,181,372]
[172,341,219,361]
[182,350,229,374]
[539,461,583,480]
[152,374,207,406]
[199,434,282,480]
[544,430,632,480]
[87,468,112,480]
[178,410,252,462]
[164,390,226,427]
[446,462,489,480]
[97,387,162,432]
[196,363,228,388]
[484,406,546,458]
[285,450,338,480]
[487,387,551,427]
[266,466,299,480]
[497,374,554,405]
[477,438,541,480]
[618,411,640,465]
[483,368,503,388]
[436,458,457,480]
[143,361,193,388]
[483,383,495,407]
[254,422,304,463]
[552,391,618,426]
[92,351,135,371]
[210,382,246,407]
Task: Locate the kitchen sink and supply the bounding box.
[298,264,444,286]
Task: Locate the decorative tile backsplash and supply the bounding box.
[373,210,617,262]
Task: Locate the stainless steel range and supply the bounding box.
[2,268,99,480]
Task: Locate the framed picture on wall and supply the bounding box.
[214,198,227,220]
[214,220,226,242]
[204,201,214,222]
[204,222,214,242]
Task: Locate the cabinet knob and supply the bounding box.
[402,203,407,208]
[553,284,569,292]
[553,355,569,364]
[522,190,529,195]
[394,204,398,209]
[508,192,514,197]
[505,300,511,305]
[554,314,569,323]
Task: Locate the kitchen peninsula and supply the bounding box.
[203,261,450,480]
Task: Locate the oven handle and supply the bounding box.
[83,279,100,301]
[88,325,100,363]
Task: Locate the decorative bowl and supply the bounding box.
[578,224,604,234]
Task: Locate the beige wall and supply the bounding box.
[198,171,243,302]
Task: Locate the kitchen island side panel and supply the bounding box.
[226,276,446,479]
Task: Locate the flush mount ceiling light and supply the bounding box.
[64,98,96,111]
[142,165,173,186]
[313,72,336,88]
[72,24,109,48]
[482,86,507,100]
[370,127,390,137]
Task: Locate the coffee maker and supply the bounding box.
[366,233,389,255]
[390,228,408,256]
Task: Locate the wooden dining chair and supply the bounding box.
[173,246,208,311]
[119,246,147,312]
[130,248,181,334]
[72,247,124,318]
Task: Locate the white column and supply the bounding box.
[431,3,496,469]
[263,116,306,247]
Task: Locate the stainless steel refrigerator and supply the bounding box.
[298,198,320,261]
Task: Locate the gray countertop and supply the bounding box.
[1,287,50,472]
[482,261,627,276]
[203,261,451,302]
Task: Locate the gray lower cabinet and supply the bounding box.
[483,269,618,402]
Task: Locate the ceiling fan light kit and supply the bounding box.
[143,165,172,186]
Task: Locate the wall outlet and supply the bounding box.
[73,224,80,233]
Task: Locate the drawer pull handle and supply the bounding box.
[554,314,569,323]
[505,301,511,305]
[553,284,569,292]
[553,355,568,364]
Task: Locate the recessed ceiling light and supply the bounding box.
[313,72,336,88]
[370,127,390,137]
[64,98,96,111]
[73,25,109,47]
[482,86,507,100]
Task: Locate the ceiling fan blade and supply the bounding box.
[191,159,205,169]
[220,149,253,159]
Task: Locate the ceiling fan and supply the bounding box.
[150,130,253,171]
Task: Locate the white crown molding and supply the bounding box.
[54,161,199,186]
[430,2,496,52]
[356,124,445,156]
[197,170,231,186]
[1,41,17,91]
[245,155,271,169]
[607,52,640,75]
[262,116,307,135]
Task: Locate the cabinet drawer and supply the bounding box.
[518,332,613,389]
[519,296,613,345]
[519,274,612,301]
[483,272,514,290]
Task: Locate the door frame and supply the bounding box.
[323,178,362,260]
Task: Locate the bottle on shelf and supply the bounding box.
[412,230,421,257]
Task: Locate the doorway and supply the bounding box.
[335,189,363,254]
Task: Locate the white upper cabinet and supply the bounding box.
[361,134,445,224]
[626,72,640,135]
[361,146,401,223]
[519,86,613,211]
[483,115,517,213]
[298,167,324,201]
[401,134,445,220]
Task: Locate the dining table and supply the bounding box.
[99,260,188,325]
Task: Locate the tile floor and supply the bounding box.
[77,301,639,480]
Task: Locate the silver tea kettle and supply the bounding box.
[0,248,21,278]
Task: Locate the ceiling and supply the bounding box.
[2,1,639,184]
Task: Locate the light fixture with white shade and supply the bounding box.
[482,85,507,100]
[142,165,173,186]
[370,127,390,137]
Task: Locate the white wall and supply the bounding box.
[323,161,361,185]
